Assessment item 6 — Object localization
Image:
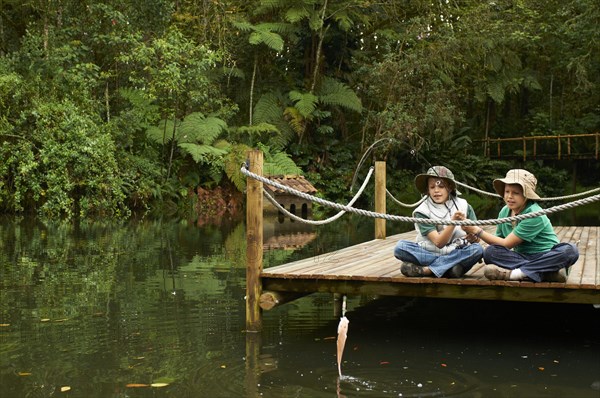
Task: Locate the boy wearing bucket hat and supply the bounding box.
[394,166,484,278]
[462,169,579,282]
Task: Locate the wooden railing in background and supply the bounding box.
[474,133,599,161]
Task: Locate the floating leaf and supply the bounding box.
[0,324,10,327]
[41,319,50,322]
[153,377,176,384]
[60,386,71,392]
[18,372,32,376]
[151,383,169,388]
[126,383,149,388]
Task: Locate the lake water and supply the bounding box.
[0,207,599,398]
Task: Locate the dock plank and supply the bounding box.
[261,226,600,304]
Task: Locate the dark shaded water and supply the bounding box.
[0,208,599,398]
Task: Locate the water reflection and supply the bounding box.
[0,215,598,398]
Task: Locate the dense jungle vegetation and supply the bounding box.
[0,0,598,219]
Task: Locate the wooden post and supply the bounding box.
[246,150,263,332]
[375,161,386,239]
[523,138,526,161]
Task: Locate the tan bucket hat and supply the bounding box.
[493,169,541,200]
[414,166,459,194]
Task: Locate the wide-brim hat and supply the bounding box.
[493,169,541,200]
[414,166,460,195]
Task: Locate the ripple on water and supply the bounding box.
[258,362,482,398]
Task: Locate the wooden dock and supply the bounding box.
[261,226,599,305]
[243,150,599,331]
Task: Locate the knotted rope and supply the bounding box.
[241,164,600,226]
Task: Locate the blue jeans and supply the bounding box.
[483,243,579,282]
[393,240,484,277]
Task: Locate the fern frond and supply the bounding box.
[249,30,284,52]
[264,151,303,176]
[179,143,227,163]
[221,65,245,79]
[179,113,227,145]
[289,91,318,118]
[285,6,310,23]
[237,122,280,136]
[318,77,363,113]
[213,139,232,151]
[283,107,305,135]
[254,92,284,123]
[224,143,253,192]
[233,21,254,32]
[146,119,176,144]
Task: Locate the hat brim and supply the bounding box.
[493,178,541,200]
[415,174,459,195]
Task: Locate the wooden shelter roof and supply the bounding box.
[265,175,317,195]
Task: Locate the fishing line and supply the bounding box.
[350,138,395,192]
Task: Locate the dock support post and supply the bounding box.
[246,150,263,332]
[375,161,386,239]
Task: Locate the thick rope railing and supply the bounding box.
[386,180,600,206]
[455,181,600,201]
[241,165,600,226]
[264,166,374,225]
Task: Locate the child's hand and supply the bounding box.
[462,225,478,234]
[451,211,465,221]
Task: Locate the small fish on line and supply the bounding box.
[337,316,349,377]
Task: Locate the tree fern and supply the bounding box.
[146,119,176,144]
[233,22,285,52]
[249,30,284,52]
[284,107,305,135]
[289,91,318,118]
[178,143,227,163]
[179,112,227,145]
[254,92,284,123]
[264,151,303,176]
[224,143,252,192]
[253,92,297,149]
[318,77,363,113]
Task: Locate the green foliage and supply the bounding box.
[0,100,127,218]
[289,91,318,118]
[263,149,303,177]
[319,77,363,113]
[0,0,598,217]
[179,113,228,145]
